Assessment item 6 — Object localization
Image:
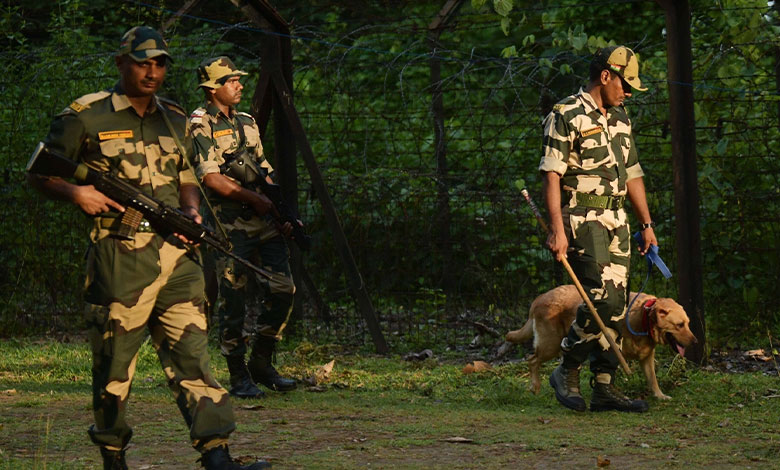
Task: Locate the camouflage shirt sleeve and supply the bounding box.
[190,113,219,181]
[237,112,274,176]
[539,110,571,176]
[42,107,87,162]
[623,115,644,181]
[179,124,198,186]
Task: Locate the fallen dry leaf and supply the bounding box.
[462,360,492,374]
[744,349,772,362]
[597,455,611,467]
[443,436,474,443]
[315,359,335,383]
[1,389,17,395]
[537,417,552,424]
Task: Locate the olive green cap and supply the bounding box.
[196,56,248,89]
[117,26,172,62]
[593,45,646,91]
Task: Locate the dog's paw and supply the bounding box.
[654,392,672,400]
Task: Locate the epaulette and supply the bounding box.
[236,111,256,123]
[551,95,578,114]
[189,108,206,124]
[62,90,111,114]
[158,96,186,116]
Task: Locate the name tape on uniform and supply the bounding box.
[213,129,234,138]
[581,126,603,138]
[98,130,134,140]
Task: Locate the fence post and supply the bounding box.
[231,0,388,353]
[427,0,463,296]
[656,0,706,363]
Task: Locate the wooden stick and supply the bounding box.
[521,189,632,375]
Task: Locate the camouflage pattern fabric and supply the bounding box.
[42,83,235,452]
[190,103,295,359]
[539,88,642,376]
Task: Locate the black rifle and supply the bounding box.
[220,149,311,251]
[27,142,286,284]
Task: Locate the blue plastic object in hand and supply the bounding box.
[633,231,672,279]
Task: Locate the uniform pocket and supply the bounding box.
[99,139,129,158]
[578,133,610,169]
[570,219,611,265]
[158,135,178,155]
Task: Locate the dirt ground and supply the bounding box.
[1,346,778,469]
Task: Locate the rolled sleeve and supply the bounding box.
[539,112,570,176]
[626,162,644,181]
[189,120,220,181]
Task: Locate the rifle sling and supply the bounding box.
[156,101,230,244]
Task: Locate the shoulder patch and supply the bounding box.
[189,108,206,124]
[158,96,185,116]
[68,90,111,113]
[552,104,565,112]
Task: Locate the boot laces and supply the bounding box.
[599,381,631,404]
[564,367,580,392]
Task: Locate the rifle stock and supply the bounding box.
[27,142,285,284]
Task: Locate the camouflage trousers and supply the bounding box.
[84,234,235,452]
[216,231,295,359]
[560,210,630,376]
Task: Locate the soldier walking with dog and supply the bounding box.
[28,27,270,469]
[540,45,657,413]
[189,56,298,399]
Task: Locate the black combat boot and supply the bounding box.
[549,364,586,411]
[225,355,265,399]
[247,337,297,392]
[200,445,271,469]
[590,374,649,413]
[100,447,128,470]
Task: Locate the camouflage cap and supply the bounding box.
[197,56,248,89]
[118,26,172,62]
[593,45,646,92]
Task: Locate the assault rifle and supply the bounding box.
[220,149,311,251]
[26,142,286,284]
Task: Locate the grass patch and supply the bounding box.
[0,337,778,469]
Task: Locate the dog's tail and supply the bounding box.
[505,316,534,344]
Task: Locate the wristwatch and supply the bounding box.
[639,222,655,230]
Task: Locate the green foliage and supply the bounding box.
[0,1,778,347]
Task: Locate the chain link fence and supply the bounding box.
[1,1,778,353]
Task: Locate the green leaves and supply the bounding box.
[493,0,513,17]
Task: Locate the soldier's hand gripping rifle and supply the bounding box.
[26,142,286,284]
[219,149,311,251]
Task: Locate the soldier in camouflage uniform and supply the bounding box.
[190,56,297,399]
[28,27,270,470]
[540,46,658,413]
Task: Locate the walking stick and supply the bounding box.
[520,188,632,375]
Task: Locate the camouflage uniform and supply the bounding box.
[190,57,295,395]
[191,103,295,353]
[540,88,643,376]
[39,28,236,456]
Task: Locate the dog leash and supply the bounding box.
[625,231,673,336]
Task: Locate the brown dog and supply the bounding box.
[505,285,697,400]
